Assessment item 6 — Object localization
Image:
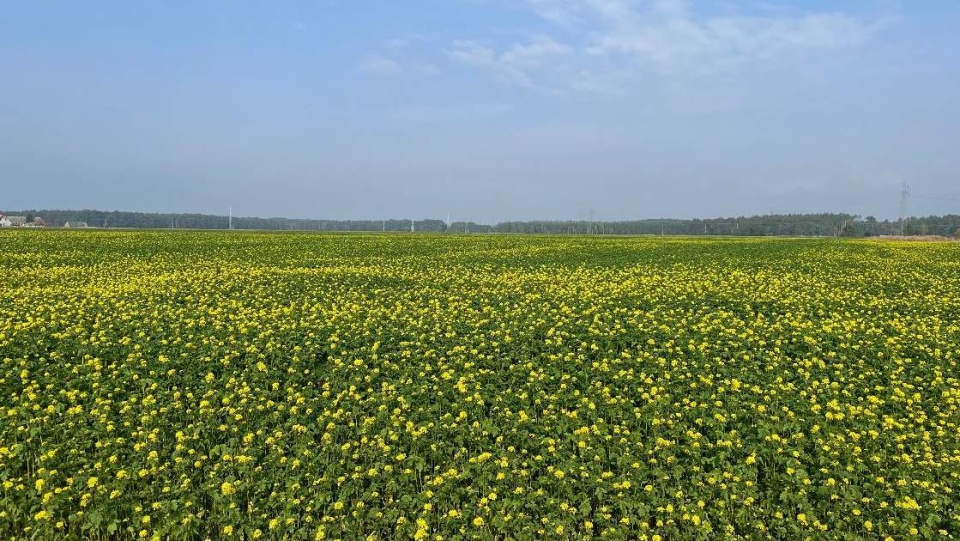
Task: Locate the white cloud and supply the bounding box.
[501,35,572,66]
[522,0,584,26]
[587,9,888,66]
[445,35,571,88]
[358,34,438,79]
[357,54,403,76]
[451,0,896,92]
[446,40,497,67]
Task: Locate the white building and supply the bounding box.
[0,215,27,227]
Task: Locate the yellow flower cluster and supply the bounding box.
[1,230,959,539]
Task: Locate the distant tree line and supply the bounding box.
[492,214,960,237]
[7,209,960,237]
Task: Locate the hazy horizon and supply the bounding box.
[2,1,959,221]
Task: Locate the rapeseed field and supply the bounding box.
[1,231,959,540]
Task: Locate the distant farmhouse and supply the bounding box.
[63,221,89,228]
[0,214,29,227]
[0,214,47,227]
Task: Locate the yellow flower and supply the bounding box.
[221,481,236,496]
[473,517,485,527]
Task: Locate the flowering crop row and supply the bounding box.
[1,231,959,540]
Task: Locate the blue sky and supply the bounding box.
[2,1,959,221]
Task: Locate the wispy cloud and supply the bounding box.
[583,7,890,66]
[356,54,403,76]
[358,35,438,78]
[447,0,896,92]
[445,35,571,88]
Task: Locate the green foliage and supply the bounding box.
[1,232,959,540]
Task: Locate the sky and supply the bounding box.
[2,1,959,221]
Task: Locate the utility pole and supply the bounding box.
[228,207,232,230]
[900,180,910,235]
